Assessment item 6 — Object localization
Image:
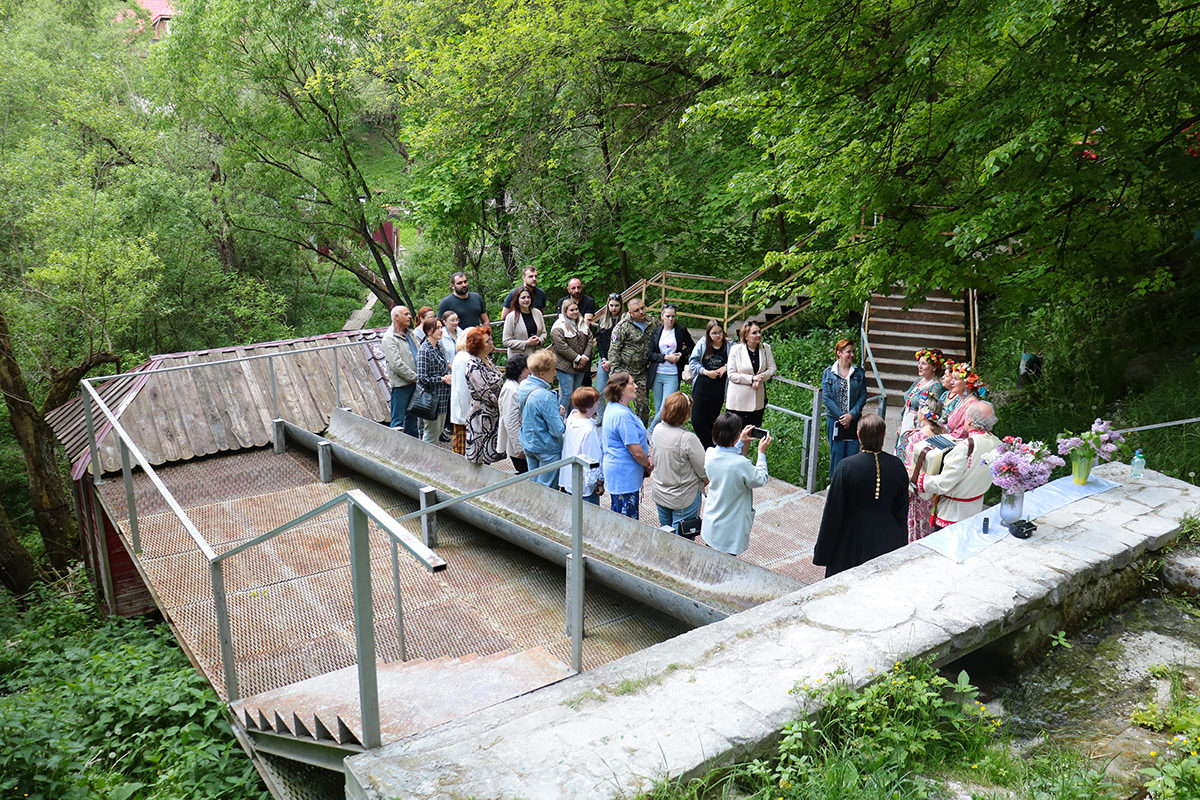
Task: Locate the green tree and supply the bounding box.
[679,0,1200,310]
[159,0,418,311]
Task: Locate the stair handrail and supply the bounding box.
[967,289,980,366]
[859,301,887,417]
[762,376,823,493]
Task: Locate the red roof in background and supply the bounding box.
[136,0,175,23]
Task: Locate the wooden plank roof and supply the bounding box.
[48,329,390,479]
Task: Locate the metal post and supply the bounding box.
[349,501,382,749]
[334,347,342,410]
[210,560,240,701]
[119,439,141,554]
[419,486,437,548]
[566,460,585,673]
[317,440,333,483]
[390,540,407,662]
[269,356,278,420]
[90,486,117,616]
[808,387,821,494]
[81,386,102,486]
[273,419,286,454]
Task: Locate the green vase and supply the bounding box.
[1072,454,1093,485]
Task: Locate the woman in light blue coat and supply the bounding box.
[700,412,771,556]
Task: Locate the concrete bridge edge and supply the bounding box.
[345,462,1200,800]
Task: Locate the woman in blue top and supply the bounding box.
[821,338,866,481]
[517,350,567,488]
[601,371,652,519]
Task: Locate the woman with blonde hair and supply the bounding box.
[550,299,593,408]
[726,320,776,428]
[591,293,623,410]
[820,337,865,480]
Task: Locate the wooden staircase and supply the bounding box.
[865,290,971,400]
[231,647,571,751]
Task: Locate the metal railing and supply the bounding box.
[764,376,823,493]
[859,302,888,417]
[619,266,810,332]
[77,345,598,752]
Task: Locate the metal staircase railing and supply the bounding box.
[78,346,598,754]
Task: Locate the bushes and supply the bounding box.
[0,574,268,800]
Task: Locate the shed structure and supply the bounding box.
[47,329,390,615]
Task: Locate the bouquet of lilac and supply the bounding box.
[1057,418,1128,462]
[988,436,1066,494]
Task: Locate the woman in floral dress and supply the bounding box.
[463,326,505,465]
[945,362,987,438]
[894,348,947,457]
[903,396,945,542]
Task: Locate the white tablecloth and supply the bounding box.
[916,474,1122,563]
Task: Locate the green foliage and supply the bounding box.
[643,659,1119,800]
[1133,665,1200,800]
[0,575,268,800]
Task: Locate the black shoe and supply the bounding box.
[440,433,452,443]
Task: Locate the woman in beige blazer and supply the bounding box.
[502,286,547,359]
[726,321,776,427]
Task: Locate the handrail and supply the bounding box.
[1115,416,1200,435]
[859,301,887,417]
[761,375,823,493]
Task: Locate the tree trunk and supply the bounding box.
[0,502,42,599]
[0,305,81,572]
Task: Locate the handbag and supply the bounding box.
[408,384,439,420]
[674,517,701,539]
[682,364,695,384]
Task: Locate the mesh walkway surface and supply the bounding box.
[97,448,690,701]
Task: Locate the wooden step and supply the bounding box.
[231,646,572,747]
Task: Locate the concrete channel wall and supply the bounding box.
[345,463,1200,800]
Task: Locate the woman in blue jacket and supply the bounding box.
[821,338,866,481]
[518,350,567,488]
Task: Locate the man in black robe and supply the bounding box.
[813,414,909,578]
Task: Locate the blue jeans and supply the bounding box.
[390,385,418,437]
[656,491,702,529]
[595,362,610,414]
[649,371,680,434]
[527,450,561,489]
[827,416,860,481]
[557,369,585,410]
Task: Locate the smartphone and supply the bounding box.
[750,427,769,440]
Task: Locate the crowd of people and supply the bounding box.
[380,269,778,556]
[384,269,1003,576]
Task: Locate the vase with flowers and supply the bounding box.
[986,437,1065,528]
[1057,418,1127,485]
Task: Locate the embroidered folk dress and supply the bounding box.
[903,427,938,542]
[894,377,947,457]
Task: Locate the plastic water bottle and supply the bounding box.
[1131,449,1145,478]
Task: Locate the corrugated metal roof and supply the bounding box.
[49,329,390,479]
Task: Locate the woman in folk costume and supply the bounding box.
[944,362,987,438]
[902,396,945,542]
[894,348,948,457]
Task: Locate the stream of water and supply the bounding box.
[956,593,1200,783]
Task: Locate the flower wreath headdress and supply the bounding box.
[914,348,945,370]
[950,362,987,396]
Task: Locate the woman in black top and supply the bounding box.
[687,319,729,450]
[592,293,623,411]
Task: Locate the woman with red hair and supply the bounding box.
[463,326,505,465]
